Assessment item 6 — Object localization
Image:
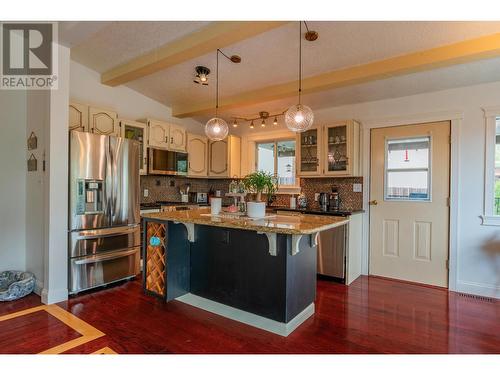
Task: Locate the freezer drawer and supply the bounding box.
[69,247,140,294]
[69,225,140,258]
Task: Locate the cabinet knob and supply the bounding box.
[369,200,378,206]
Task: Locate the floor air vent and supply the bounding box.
[457,292,495,303]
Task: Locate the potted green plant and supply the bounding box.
[243,171,277,218]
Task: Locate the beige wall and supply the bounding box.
[0,90,27,272]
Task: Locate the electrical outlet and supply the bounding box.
[353,183,362,193]
[169,180,175,187]
[143,189,149,198]
[314,193,320,201]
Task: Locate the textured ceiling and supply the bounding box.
[62,21,500,132]
[224,55,500,135]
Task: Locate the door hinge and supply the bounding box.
[446,197,450,207]
[445,259,449,269]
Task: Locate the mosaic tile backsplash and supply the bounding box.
[141,175,363,211]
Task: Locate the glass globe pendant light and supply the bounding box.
[205,49,229,141]
[285,21,314,133]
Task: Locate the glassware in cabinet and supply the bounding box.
[297,128,321,176]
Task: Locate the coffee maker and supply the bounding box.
[329,187,341,211]
[319,192,330,211]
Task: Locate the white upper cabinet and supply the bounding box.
[296,121,361,177]
[68,102,89,132]
[208,135,241,178]
[120,119,148,175]
[147,119,186,151]
[322,120,360,176]
[89,107,119,136]
[168,123,187,152]
[147,119,170,149]
[187,133,208,177]
[296,127,322,177]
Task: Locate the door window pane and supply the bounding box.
[385,137,431,201]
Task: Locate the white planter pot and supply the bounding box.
[247,201,266,218]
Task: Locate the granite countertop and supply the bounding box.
[142,207,349,235]
[271,206,364,216]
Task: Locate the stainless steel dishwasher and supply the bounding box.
[317,224,347,279]
[276,210,347,280]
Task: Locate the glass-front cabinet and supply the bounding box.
[120,119,148,175]
[323,120,360,176]
[296,127,322,176]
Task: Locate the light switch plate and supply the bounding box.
[314,193,320,201]
[353,183,362,193]
[144,189,149,197]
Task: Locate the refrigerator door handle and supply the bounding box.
[75,225,139,240]
[74,248,139,265]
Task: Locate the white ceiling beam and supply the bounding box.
[172,32,500,118]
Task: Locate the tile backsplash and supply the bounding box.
[300,177,363,211]
[140,175,234,205]
[141,175,363,211]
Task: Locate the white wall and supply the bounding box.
[0,90,27,272]
[310,80,500,298]
[26,91,49,293]
[41,44,70,304]
[69,60,204,134]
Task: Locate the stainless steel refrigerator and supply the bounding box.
[69,131,141,294]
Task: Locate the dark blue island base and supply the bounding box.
[143,219,320,336]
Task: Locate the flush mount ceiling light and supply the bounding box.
[193,66,210,85]
[285,21,315,133]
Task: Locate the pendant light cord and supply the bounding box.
[298,21,302,105]
[216,49,220,117]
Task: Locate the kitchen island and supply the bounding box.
[141,208,349,336]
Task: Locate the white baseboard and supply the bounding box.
[456,280,499,299]
[34,280,44,296]
[41,287,69,305]
[176,293,314,337]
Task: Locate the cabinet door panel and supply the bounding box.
[89,107,119,136]
[297,128,321,176]
[69,102,89,132]
[209,140,228,176]
[121,119,148,175]
[187,134,208,177]
[148,120,169,149]
[169,124,187,151]
[323,121,360,176]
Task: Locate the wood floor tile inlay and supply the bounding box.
[0,310,81,354]
[0,304,105,354]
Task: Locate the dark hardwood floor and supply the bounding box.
[1,276,498,354]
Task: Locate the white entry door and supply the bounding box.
[369,121,450,287]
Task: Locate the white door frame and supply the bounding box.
[360,111,462,291]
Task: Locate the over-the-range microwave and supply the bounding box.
[148,147,188,175]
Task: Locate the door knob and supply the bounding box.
[369,200,378,206]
